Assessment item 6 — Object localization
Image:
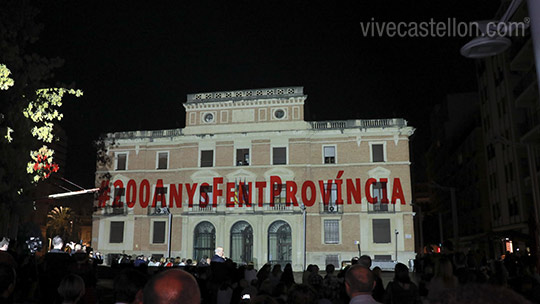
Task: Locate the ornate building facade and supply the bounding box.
[92,87,415,270]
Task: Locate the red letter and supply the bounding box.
[126,179,137,208]
[301,181,316,207]
[346,178,361,204]
[139,179,150,208]
[239,181,252,207]
[380,178,389,204]
[98,180,110,208]
[286,181,298,206]
[169,184,182,208]
[226,182,235,207]
[256,182,266,207]
[185,183,198,208]
[200,183,210,208]
[270,176,282,207]
[112,180,124,208]
[212,177,223,208]
[365,178,377,204]
[319,180,332,205]
[152,179,167,208]
[391,178,406,205]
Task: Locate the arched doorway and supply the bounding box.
[193,221,215,262]
[230,221,253,264]
[268,220,292,266]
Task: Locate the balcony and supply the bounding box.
[320,202,343,214]
[367,202,396,213]
[100,205,127,216]
[309,118,407,130]
[186,204,217,214]
[110,129,182,140]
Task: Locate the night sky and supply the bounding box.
[32,0,501,187]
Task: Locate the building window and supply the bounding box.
[200,150,214,167]
[324,219,340,244]
[268,220,292,267]
[322,183,339,213]
[323,146,336,164]
[193,221,216,263]
[272,184,286,204]
[116,153,127,171]
[157,152,168,169]
[372,219,391,243]
[199,185,213,207]
[230,221,253,264]
[325,254,340,268]
[109,221,124,243]
[371,144,385,162]
[370,182,389,212]
[153,221,166,244]
[236,149,250,166]
[273,147,286,165]
[148,185,169,215]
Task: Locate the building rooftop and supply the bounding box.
[186,86,304,103]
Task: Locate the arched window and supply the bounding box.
[230,221,253,264]
[268,220,292,266]
[193,221,215,262]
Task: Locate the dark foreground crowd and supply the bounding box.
[0,236,538,303]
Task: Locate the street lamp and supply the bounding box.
[461,0,540,99]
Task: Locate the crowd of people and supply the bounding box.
[0,236,538,303]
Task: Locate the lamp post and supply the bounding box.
[395,229,399,263]
[430,182,459,250]
[300,203,307,271]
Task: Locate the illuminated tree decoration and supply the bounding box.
[27,145,59,182]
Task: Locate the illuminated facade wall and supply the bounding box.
[92,87,415,270]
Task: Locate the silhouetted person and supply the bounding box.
[345,265,379,304]
[114,269,147,304]
[57,274,85,304]
[211,247,226,263]
[371,266,385,302]
[384,263,419,304]
[359,255,372,268]
[433,283,531,304]
[287,284,318,304]
[0,264,16,304]
[0,238,16,269]
[143,269,200,304]
[41,236,74,304]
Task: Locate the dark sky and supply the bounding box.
[33,0,501,186]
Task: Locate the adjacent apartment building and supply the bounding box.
[475,0,539,257]
[92,87,415,270]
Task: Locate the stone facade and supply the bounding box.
[93,87,415,270]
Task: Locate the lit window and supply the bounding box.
[323,146,336,164]
[110,221,124,243]
[273,147,286,165]
[201,150,213,167]
[324,220,339,244]
[116,153,127,170]
[157,152,168,169]
[153,221,166,244]
[371,144,384,162]
[236,149,250,166]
